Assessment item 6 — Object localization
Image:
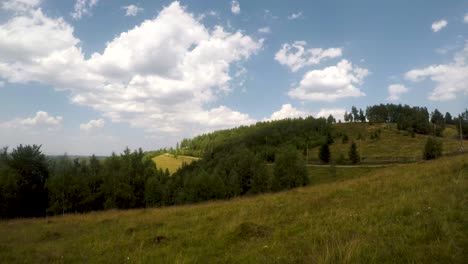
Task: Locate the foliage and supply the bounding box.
[272,146,308,191]
[0,145,49,218]
[342,134,349,144]
[366,104,432,134]
[318,143,330,163]
[348,142,360,164]
[423,137,443,160]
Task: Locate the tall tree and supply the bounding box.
[318,143,330,163]
[359,108,366,122]
[431,108,445,137]
[444,112,453,125]
[348,142,360,164]
[7,145,49,217]
[327,114,336,124]
[351,106,359,122]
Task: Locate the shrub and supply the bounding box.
[318,144,330,163]
[423,137,443,160]
[342,134,349,144]
[348,142,360,164]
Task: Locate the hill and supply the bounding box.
[309,123,464,163]
[152,153,198,175]
[1,155,466,263]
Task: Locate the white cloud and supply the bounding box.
[80,118,104,133]
[387,83,408,101]
[1,0,41,11]
[405,42,468,101]
[288,59,368,101]
[315,108,346,121]
[1,111,62,131]
[0,1,262,141]
[0,9,79,63]
[123,4,143,16]
[431,19,447,32]
[0,81,4,87]
[71,0,99,20]
[287,12,303,20]
[464,13,468,23]
[275,41,342,72]
[231,0,240,15]
[258,27,271,34]
[263,9,278,20]
[265,104,311,121]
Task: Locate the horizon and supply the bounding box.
[0,0,467,155]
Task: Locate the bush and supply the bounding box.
[423,137,443,160]
[272,146,308,191]
[342,134,349,144]
[335,154,346,165]
[348,142,360,164]
[318,144,330,163]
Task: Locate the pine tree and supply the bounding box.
[318,143,330,163]
[348,142,360,164]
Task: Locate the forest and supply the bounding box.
[0,104,467,218]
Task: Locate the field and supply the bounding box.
[152,153,198,174]
[309,123,465,163]
[1,154,466,263]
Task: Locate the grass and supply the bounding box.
[152,153,198,174]
[309,123,465,162]
[1,155,466,263]
[307,166,382,185]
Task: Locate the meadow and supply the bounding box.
[152,153,199,175]
[309,123,464,163]
[0,154,466,263]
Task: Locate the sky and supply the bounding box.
[0,0,467,155]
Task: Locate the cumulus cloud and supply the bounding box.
[231,0,240,15]
[287,12,303,20]
[1,0,41,11]
[1,111,62,131]
[387,83,408,101]
[464,13,468,23]
[258,27,270,34]
[315,108,346,121]
[288,59,368,101]
[71,0,98,20]
[431,19,447,32]
[265,104,311,121]
[0,1,262,140]
[275,41,342,72]
[405,42,468,101]
[123,4,143,16]
[80,118,104,133]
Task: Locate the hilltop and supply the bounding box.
[1,155,466,263]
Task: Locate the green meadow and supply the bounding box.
[1,154,466,263]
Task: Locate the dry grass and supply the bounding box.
[152,153,198,174]
[1,155,466,263]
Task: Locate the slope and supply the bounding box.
[0,155,466,263]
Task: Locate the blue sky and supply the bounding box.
[0,0,467,155]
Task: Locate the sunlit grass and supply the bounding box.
[152,153,198,174]
[1,155,466,263]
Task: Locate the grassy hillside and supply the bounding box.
[309,123,465,163]
[1,155,466,263]
[152,153,198,175]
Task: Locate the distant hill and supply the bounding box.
[152,121,466,172]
